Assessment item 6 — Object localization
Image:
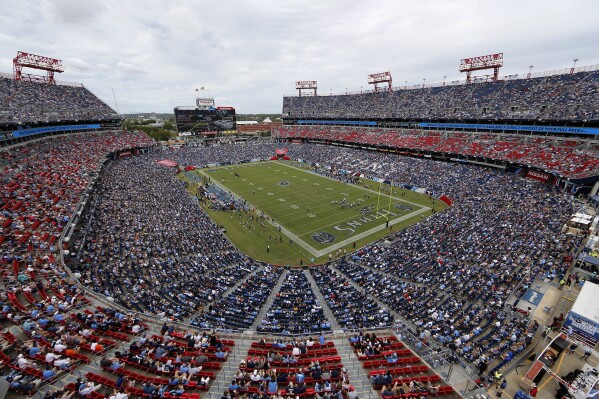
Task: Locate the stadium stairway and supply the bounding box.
[329,264,426,342]
[250,269,289,330]
[205,338,253,399]
[332,337,378,399]
[184,264,266,325]
[5,313,132,399]
[303,269,342,331]
[351,260,427,289]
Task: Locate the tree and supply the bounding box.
[163,120,175,131]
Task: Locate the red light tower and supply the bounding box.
[13,51,65,84]
[295,81,318,97]
[459,53,503,83]
[368,71,393,92]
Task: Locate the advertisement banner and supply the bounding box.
[564,311,599,345]
[417,122,599,135]
[12,124,102,138]
[526,170,550,182]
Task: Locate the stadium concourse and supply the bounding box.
[0,71,597,399]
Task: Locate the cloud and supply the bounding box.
[45,0,106,25]
[65,57,92,72]
[0,0,597,113]
[117,61,148,75]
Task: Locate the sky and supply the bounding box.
[1,0,598,114]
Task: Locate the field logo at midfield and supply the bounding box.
[279,180,290,186]
[312,232,336,244]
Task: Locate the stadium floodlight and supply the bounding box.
[13,51,64,84]
[571,59,579,74]
[368,71,393,92]
[459,52,503,83]
[295,81,318,97]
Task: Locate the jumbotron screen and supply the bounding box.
[174,107,237,134]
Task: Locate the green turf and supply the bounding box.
[181,161,447,265]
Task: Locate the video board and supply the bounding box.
[174,107,236,134]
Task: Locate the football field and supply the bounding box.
[196,161,440,259]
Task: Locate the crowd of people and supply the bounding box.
[283,70,599,121]
[191,265,283,331]
[0,131,154,285]
[66,154,252,320]
[66,142,581,344]
[257,270,331,335]
[0,77,118,123]
[235,337,353,399]
[1,134,585,381]
[0,273,127,395]
[310,266,394,330]
[273,126,599,178]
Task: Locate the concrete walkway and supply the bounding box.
[250,269,289,330]
[303,268,342,331]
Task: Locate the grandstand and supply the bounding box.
[282,68,599,123]
[276,67,599,189]
[0,55,598,399]
[0,52,121,147]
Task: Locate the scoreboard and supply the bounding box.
[174,106,237,134]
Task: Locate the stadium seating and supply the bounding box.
[236,338,346,398]
[350,334,455,397]
[273,126,599,178]
[310,266,394,330]
[0,67,589,397]
[191,265,284,330]
[257,270,331,334]
[0,77,117,123]
[282,71,599,121]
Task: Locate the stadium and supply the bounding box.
[1,7,599,399]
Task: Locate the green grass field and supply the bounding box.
[181,161,447,265]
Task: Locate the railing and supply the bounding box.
[55,79,84,88]
[0,70,84,87]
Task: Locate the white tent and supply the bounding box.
[564,281,599,345]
